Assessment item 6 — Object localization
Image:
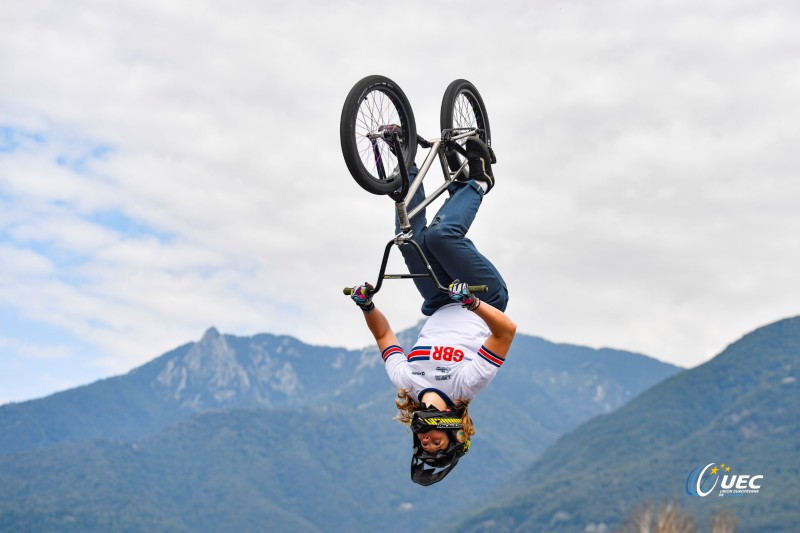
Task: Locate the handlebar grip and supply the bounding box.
[469,285,488,293]
[343,285,376,296]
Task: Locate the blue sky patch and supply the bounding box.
[0,305,104,403]
[55,143,114,173]
[89,209,173,243]
[0,125,46,154]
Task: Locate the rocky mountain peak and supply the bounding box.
[155,328,252,408]
[149,328,317,411]
[200,326,221,343]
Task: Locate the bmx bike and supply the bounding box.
[340,75,492,298]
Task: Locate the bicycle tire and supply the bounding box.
[440,79,491,180]
[340,75,417,195]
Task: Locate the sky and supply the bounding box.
[1,0,798,404]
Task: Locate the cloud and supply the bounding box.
[1,0,798,401]
[0,334,72,361]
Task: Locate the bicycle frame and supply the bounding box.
[343,127,487,298]
[389,127,476,235]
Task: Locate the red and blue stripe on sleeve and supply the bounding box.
[478,345,505,367]
[382,345,405,363]
[407,346,431,362]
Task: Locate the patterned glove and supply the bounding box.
[448,280,480,311]
[351,282,375,312]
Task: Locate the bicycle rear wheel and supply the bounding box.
[340,75,417,195]
[440,79,491,180]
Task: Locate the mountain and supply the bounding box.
[0,324,681,531]
[450,316,800,533]
[0,325,677,458]
[0,407,407,533]
[0,328,368,455]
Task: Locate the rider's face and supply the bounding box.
[417,429,450,453]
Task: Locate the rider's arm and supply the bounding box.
[350,283,410,388]
[361,306,401,354]
[449,281,517,359]
[361,306,410,390]
[471,300,516,359]
[350,283,401,353]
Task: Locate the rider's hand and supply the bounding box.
[351,282,375,312]
[449,280,480,311]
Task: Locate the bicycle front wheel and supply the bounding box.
[340,75,417,195]
[440,79,491,180]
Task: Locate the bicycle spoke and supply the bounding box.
[449,93,478,166]
[353,88,403,182]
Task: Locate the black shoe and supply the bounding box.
[465,136,495,193]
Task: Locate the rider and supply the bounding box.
[351,136,516,485]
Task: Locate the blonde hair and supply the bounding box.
[394,389,476,438]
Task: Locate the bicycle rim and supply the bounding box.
[341,75,417,195]
[354,89,406,183]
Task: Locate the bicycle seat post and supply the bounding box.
[395,202,412,236]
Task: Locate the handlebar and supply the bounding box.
[343,284,488,296]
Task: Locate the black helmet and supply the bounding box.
[410,405,471,486]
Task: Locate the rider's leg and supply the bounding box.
[422,179,509,312]
[395,166,452,314]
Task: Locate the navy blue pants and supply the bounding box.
[395,166,509,316]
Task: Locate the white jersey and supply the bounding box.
[382,303,505,404]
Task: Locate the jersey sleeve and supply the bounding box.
[381,345,411,390]
[457,344,505,397]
